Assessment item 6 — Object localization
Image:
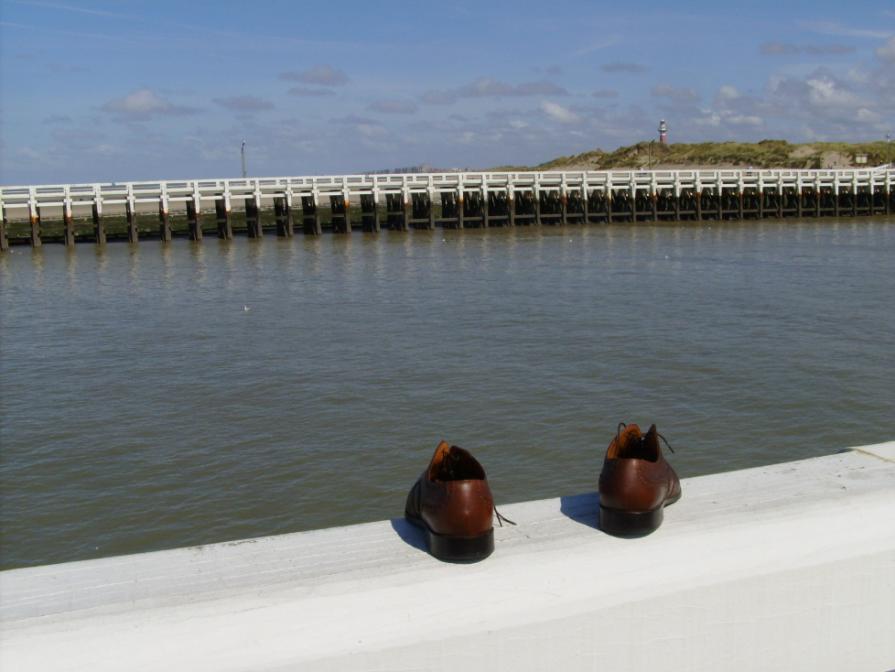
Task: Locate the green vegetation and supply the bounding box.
[493,140,895,171]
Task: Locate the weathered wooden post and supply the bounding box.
[361,192,380,232]
[481,180,489,228]
[693,177,701,221]
[126,186,138,243]
[28,189,42,247]
[674,182,681,222]
[216,191,233,239]
[283,189,295,237]
[159,187,172,242]
[851,176,858,217]
[62,187,76,246]
[0,200,8,251]
[303,193,322,235]
[796,178,804,217]
[343,190,352,233]
[186,193,202,241]
[508,184,516,226]
[401,185,411,231]
[776,181,784,218]
[427,184,436,230]
[604,187,612,224]
[560,181,568,225]
[581,182,588,224]
[534,179,543,225]
[92,186,105,245]
[245,193,262,238]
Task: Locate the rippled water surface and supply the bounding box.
[2,220,894,569]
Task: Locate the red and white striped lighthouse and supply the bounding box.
[658,119,668,145]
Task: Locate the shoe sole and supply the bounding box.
[405,514,494,563]
[599,493,681,538]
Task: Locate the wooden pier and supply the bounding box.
[1,167,892,249]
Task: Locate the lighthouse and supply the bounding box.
[658,119,668,145]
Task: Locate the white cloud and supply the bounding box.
[541,100,579,124]
[101,89,197,120]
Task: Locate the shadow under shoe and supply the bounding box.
[405,440,500,563]
[598,423,681,537]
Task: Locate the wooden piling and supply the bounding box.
[329,195,351,234]
[560,190,568,225]
[885,189,891,215]
[245,197,262,238]
[274,197,285,235]
[126,199,138,243]
[0,204,9,251]
[360,193,379,232]
[428,193,436,230]
[92,202,105,245]
[63,198,76,247]
[186,199,202,241]
[457,191,465,229]
[215,196,233,239]
[581,188,589,224]
[508,191,516,226]
[738,190,744,219]
[695,190,702,221]
[159,196,172,242]
[302,196,322,235]
[29,202,42,247]
[605,189,612,224]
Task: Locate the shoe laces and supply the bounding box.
[616,422,675,454]
[494,506,516,527]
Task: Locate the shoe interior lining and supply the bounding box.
[432,446,486,481]
[616,429,660,462]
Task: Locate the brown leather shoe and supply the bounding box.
[405,440,497,562]
[598,423,681,536]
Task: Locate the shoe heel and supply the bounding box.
[599,505,663,537]
[427,528,494,563]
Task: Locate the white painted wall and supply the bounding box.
[2,443,894,672]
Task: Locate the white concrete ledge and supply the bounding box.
[2,443,894,672]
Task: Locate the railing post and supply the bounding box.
[581,179,588,224]
[508,182,516,226]
[217,186,233,239]
[63,186,76,246]
[92,185,105,245]
[695,176,702,221]
[159,186,172,242]
[126,185,138,243]
[0,197,8,251]
[457,175,465,229]
[29,188,42,247]
[534,176,542,225]
[186,184,202,241]
[283,188,295,237]
[427,177,436,230]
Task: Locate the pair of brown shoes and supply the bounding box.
[405,423,681,562]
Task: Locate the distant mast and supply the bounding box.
[658,119,668,145]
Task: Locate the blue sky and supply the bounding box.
[1,0,893,184]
